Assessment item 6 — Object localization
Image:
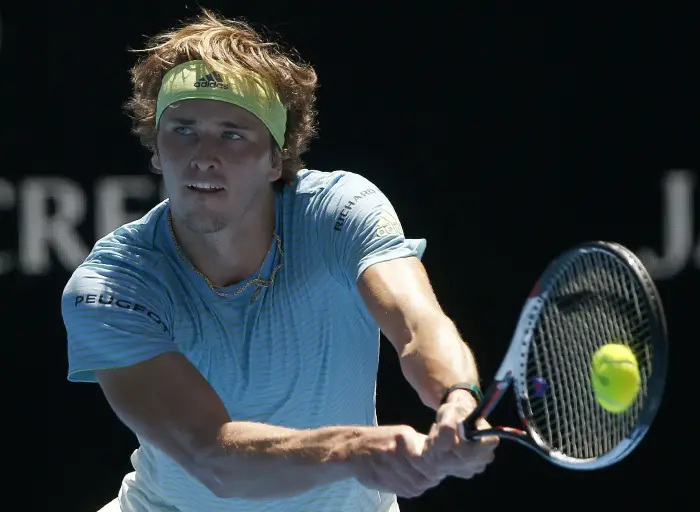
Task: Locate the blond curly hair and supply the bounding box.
[123,8,319,185]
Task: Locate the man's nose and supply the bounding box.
[190,138,220,171]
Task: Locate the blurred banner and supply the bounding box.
[1,169,696,280]
[637,169,697,280]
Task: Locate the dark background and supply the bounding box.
[3,2,697,510]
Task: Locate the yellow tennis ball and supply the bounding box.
[590,343,641,413]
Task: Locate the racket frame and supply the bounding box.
[462,241,669,470]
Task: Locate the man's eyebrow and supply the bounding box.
[169,118,251,129]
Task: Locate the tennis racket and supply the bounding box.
[462,240,668,470]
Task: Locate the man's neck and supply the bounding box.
[171,192,277,288]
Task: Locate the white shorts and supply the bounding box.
[97,498,120,512]
[96,495,400,512]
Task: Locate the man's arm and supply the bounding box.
[95,352,358,499]
[357,256,480,410]
[64,250,444,500]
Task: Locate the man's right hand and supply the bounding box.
[340,425,447,498]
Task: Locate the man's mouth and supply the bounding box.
[186,183,226,193]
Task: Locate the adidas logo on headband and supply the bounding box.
[194,71,229,89]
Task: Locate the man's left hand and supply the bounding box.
[422,389,499,480]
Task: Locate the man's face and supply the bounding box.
[153,99,281,234]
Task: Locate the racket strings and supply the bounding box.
[520,250,654,461]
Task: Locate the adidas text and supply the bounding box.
[194,72,229,89]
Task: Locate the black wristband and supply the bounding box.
[440,383,483,406]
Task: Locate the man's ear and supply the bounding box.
[268,147,283,182]
[150,146,163,175]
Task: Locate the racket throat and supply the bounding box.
[463,377,511,433]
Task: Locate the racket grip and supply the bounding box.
[462,378,508,438]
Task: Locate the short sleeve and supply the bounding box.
[313,171,427,290]
[62,257,176,383]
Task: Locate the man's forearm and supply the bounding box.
[200,421,359,499]
[398,315,480,410]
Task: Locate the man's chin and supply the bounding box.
[178,209,230,234]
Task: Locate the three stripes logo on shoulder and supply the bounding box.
[375,208,404,238]
[194,71,229,89]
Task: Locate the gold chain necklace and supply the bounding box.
[168,210,284,302]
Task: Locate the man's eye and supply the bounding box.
[223,131,243,140]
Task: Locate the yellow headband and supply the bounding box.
[156,60,287,148]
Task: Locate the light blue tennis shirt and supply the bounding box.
[62,169,427,512]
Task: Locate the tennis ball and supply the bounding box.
[590,343,641,413]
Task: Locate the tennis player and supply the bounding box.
[62,9,497,512]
